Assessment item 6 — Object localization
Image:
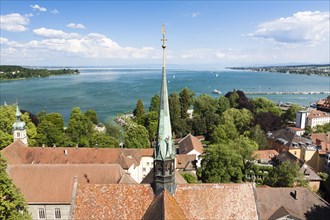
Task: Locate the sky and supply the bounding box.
[0,0,329,68]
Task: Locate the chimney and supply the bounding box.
[42,144,45,148]
[290,190,298,200]
[76,144,79,148]
[64,149,68,156]
[53,144,56,148]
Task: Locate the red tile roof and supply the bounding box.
[72,184,154,220]
[2,140,153,169]
[176,154,196,170]
[307,110,329,119]
[142,190,188,220]
[7,164,135,204]
[72,183,258,220]
[178,134,204,154]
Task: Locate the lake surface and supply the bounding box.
[1,68,329,123]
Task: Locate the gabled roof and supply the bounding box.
[268,205,300,220]
[142,190,188,220]
[269,128,310,149]
[311,133,330,152]
[174,183,258,219]
[7,164,136,204]
[72,184,154,220]
[72,183,258,220]
[178,133,204,154]
[1,140,153,169]
[176,154,196,170]
[307,110,329,119]
[256,187,330,220]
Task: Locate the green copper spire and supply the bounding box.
[155,24,175,161]
[153,25,176,195]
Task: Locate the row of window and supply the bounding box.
[39,208,61,219]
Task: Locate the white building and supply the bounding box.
[306,110,330,128]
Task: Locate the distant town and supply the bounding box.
[228,64,330,76]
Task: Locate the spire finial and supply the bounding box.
[161,24,167,49]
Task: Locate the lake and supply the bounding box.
[0,68,329,123]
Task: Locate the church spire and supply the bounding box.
[13,104,28,146]
[153,24,176,195]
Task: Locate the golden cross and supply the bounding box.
[161,24,167,45]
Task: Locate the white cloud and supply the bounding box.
[249,11,330,45]
[0,13,30,32]
[191,12,200,18]
[67,23,86,29]
[1,31,156,63]
[33,28,80,39]
[51,9,60,14]
[30,4,47,12]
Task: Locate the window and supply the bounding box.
[39,208,45,219]
[17,132,20,137]
[143,167,146,172]
[55,208,61,219]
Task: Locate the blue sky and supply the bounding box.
[1,1,329,67]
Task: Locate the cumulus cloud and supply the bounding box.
[51,9,60,14]
[67,23,86,29]
[0,13,30,32]
[1,31,155,62]
[33,28,80,39]
[249,11,330,45]
[191,12,200,18]
[30,4,47,12]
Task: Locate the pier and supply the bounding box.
[244,91,330,95]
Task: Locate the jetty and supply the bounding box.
[244,91,330,95]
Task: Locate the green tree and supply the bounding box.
[89,132,119,148]
[140,111,158,141]
[84,109,99,125]
[149,94,160,113]
[227,91,239,108]
[106,123,124,141]
[283,104,301,123]
[0,105,18,149]
[220,108,253,135]
[66,107,91,147]
[21,113,37,146]
[251,97,282,116]
[181,173,198,183]
[36,111,47,123]
[199,144,244,183]
[0,152,31,219]
[179,87,194,119]
[124,124,150,148]
[217,96,230,115]
[133,99,145,119]
[265,161,300,187]
[44,113,64,131]
[250,124,268,150]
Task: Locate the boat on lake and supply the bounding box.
[212,89,222,95]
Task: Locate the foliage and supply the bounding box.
[216,96,230,115]
[106,123,124,141]
[245,162,273,184]
[139,111,158,141]
[303,126,313,136]
[251,97,282,116]
[317,172,329,182]
[315,123,330,133]
[133,99,145,119]
[0,65,79,80]
[0,152,31,220]
[253,112,285,131]
[181,173,197,183]
[250,124,268,150]
[198,144,244,183]
[226,91,239,108]
[124,124,150,148]
[21,113,37,146]
[66,107,92,147]
[89,132,119,148]
[149,94,160,112]
[179,87,194,119]
[84,110,99,125]
[283,104,301,123]
[264,161,301,187]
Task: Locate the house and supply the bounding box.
[7,163,135,220]
[306,110,330,128]
[255,187,330,220]
[2,140,153,183]
[274,151,322,191]
[311,133,330,174]
[178,133,204,167]
[317,98,330,112]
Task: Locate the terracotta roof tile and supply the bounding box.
[256,187,330,219]
[72,184,154,220]
[307,110,329,119]
[142,190,188,220]
[176,154,196,170]
[178,134,204,154]
[141,168,187,185]
[253,150,279,161]
[174,183,258,219]
[7,164,134,204]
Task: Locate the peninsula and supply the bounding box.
[228,64,330,76]
[0,65,79,80]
